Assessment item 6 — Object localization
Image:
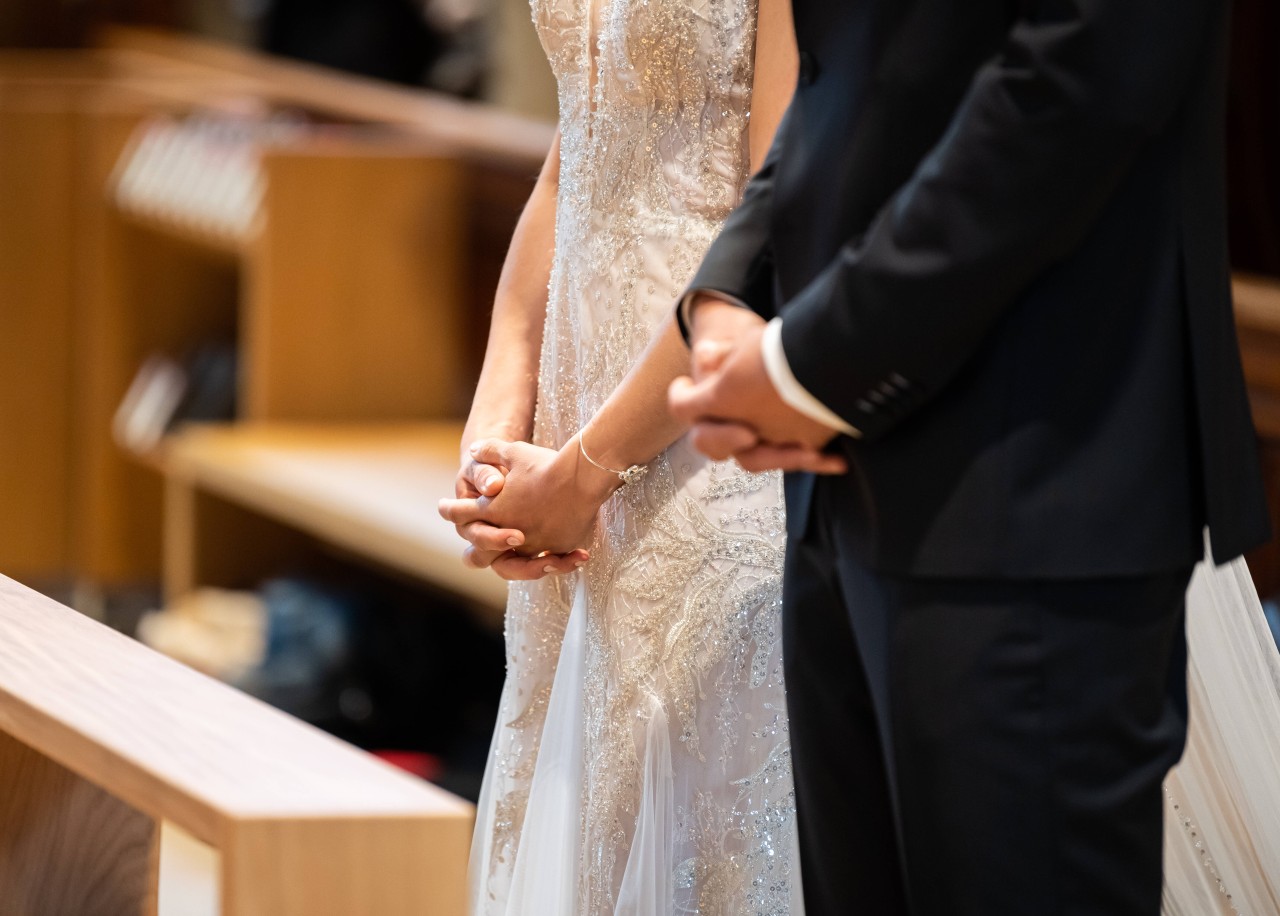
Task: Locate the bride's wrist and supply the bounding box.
[558,435,623,505]
[461,417,528,461]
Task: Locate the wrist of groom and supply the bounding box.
[675,289,752,346]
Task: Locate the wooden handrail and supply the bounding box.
[0,574,472,915]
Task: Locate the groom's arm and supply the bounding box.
[700,0,1219,442]
[678,105,865,439]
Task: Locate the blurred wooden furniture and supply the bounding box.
[162,422,506,622]
[0,32,552,591]
[0,52,109,584]
[1234,274,1280,437]
[1233,273,1280,594]
[0,573,473,915]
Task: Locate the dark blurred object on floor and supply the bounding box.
[234,577,361,725]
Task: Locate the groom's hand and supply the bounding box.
[671,295,846,474]
[686,296,768,381]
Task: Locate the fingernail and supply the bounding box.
[507,537,522,547]
[574,561,586,568]
[469,442,480,456]
[543,565,557,573]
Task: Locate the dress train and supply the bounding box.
[1163,542,1280,914]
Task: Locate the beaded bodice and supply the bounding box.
[536,0,755,228]
[531,0,757,441]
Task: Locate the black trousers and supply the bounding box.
[784,490,1193,916]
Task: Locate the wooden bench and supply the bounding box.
[0,573,473,915]
[160,421,507,621]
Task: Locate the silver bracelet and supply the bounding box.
[578,430,649,488]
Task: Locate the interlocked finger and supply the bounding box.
[463,544,507,570]
[469,438,516,470]
[491,551,586,581]
[459,519,525,552]
[438,496,490,526]
[687,420,760,460]
[463,459,507,497]
[735,444,848,475]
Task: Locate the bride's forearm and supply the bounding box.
[575,314,691,475]
[464,315,690,550]
[463,132,562,456]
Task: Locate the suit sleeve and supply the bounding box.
[773,1,1215,439]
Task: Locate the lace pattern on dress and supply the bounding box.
[475,0,800,912]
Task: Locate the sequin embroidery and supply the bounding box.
[474,0,798,912]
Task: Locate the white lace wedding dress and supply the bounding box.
[469,0,802,913]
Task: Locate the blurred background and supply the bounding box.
[0,0,1277,806]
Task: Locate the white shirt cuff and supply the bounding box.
[762,317,861,438]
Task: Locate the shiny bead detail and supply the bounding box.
[476,0,796,913]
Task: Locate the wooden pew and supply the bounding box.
[0,574,472,915]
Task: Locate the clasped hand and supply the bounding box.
[668,298,848,474]
[438,438,610,581]
[445,300,846,580]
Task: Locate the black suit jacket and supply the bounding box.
[690,0,1270,577]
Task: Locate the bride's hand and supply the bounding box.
[452,451,522,561]
[448,449,587,580]
[441,437,618,560]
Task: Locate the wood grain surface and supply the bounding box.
[165,422,507,612]
[0,576,474,914]
[0,732,158,916]
[0,576,472,838]
[221,816,470,916]
[0,576,475,913]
